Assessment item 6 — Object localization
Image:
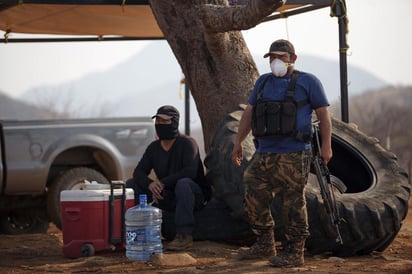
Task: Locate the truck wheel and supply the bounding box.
[204,105,410,256]
[47,167,109,229]
[0,208,49,235]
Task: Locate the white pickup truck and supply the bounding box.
[0,117,155,234]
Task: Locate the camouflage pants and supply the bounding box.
[243,150,312,241]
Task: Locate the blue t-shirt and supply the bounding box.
[248,71,329,153]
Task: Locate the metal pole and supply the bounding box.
[332,0,349,123]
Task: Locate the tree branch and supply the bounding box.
[200,0,284,32]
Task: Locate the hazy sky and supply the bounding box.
[0,0,411,98]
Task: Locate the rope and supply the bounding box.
[274,11,290,41]
[330,0,349,53]
[179,77,186,100]
[330,0,337,17]
[122,0,126,12]
[4,30,10,43]
[284,16,290,41]
[330,0,349,34]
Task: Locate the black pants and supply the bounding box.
[125,177,205,234]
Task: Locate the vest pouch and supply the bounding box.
[280,101,297,135]
[252,102,268,137]
[265,101,282,135]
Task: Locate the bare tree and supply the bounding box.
[31,87,68,119]
[149,0,284,151]
[31,86,112,119]
[341,86,412,170]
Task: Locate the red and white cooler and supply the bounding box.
[60,182,135,258]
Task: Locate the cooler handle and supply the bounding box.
[64,207,80,221]
[109,181,126,245]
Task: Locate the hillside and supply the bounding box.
[330,86,412,170]
[0,92,57,120]
[19,41,386,121]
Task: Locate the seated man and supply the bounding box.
[126,105,212,251]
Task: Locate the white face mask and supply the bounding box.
[270,58,290,77]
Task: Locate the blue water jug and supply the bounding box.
[125,194,163,261]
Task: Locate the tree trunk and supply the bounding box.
[149,0,283,152]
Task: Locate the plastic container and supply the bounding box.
[125,194,163,261]
[60,185,134,258]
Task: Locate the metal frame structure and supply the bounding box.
[0,0,349,123]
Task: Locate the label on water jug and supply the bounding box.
[126,226,160,244]
[126,228,145,244]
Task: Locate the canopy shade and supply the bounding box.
[0,0,332,39]
[0,3,163,39]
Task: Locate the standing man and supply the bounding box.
[126,105,212,251]
[231,39,332,267]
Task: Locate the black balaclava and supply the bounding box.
[152,105,180,140]
[155,123,179,140]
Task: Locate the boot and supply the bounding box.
[236,229,276,260]
[165,234,193,251]
[269,240,305,267]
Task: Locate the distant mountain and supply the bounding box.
[22,41,182,119]
[20,41,387,125]
[0,92,56,120]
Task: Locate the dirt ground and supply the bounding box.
[1,199,411,274]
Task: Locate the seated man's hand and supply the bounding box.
[148,180,164,203]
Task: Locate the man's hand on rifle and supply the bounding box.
[321,145,333,165]
[315,106,333,165]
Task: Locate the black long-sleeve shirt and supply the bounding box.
[132,135,211,201]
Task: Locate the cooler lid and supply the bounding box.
[60,188,134,202]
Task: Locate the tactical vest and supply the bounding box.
[251,71,310,141]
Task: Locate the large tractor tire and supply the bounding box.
[202,104,410,256]
[47,167,109,229]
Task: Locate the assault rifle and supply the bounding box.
[312,121,346,244]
